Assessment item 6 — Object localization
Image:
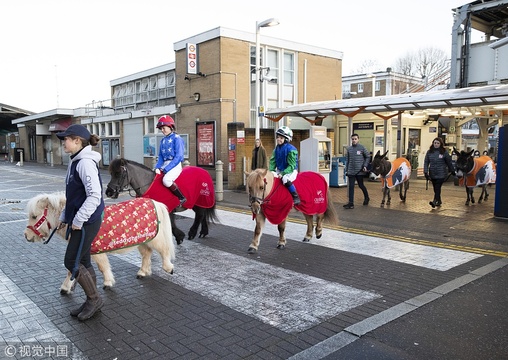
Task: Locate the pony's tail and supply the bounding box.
[155,201,176,260]
[205,204,220,225]
[324,189,339,225]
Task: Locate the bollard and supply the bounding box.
[215,160,224,202]
[19,150,24,167]
[183,160,191,167]
[50,151,54,167]
[151,156,157,170]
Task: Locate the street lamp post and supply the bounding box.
[255,18,279,140]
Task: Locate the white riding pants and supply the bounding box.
[162,162,183,187]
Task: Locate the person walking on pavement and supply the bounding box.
[251,138,268,170]
[424,137,455,208]
[344,133,370,209]
[56,124,105,321]
[269,126,301,205]
[154,115,186,207]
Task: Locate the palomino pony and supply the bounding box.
[370,150,411,207]
[24,193,176,294]
[452,148,496,206]
[245,169,338,254]
[105,158,218,244]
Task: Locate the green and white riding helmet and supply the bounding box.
[276,126,293,142]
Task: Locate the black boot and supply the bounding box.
[291,191,301,206]
[169,184,187,207]
[70,266,96,317]
[284,181,301,205]
[429,200,436,208]
[75,264,103,321]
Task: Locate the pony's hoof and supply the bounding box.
[276,244,285,249]
[188,235,195,240]
[380,204,385,208]
[198,233,208,238]
[103,285,113,291]
[302,238,310,242]
[60,289,71,295]
[247,247,257,254]
[176,235,185,245]
[316,234,322,239]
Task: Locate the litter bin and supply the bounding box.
[330,157,347,188]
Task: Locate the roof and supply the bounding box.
[265,84,508,122]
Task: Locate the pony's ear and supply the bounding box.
[467,149,475,157]
[260,168,268,177]
[453,147,459,156]
[244,171,250,176]
[382,150,389,159]
[375,150,381,157]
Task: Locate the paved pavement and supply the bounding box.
[1,160,507,359]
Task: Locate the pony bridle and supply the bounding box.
[27,207,52,242]
[248,177,267,207]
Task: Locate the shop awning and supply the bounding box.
[48,118,72,132]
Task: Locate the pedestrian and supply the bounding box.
[251,138,267,170]
[423,137,455,208]
[269,126,301,205]
[154,115,186,207]
[344,133,370,209]
[55,124,105,321]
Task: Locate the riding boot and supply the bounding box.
[70,266,96,317]
[429,199,437,208]
[75,264,103,321]
[169,184,187,207]
[284,181,301,206]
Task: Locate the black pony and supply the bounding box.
[452,148,496,206]
[105,158,218,244]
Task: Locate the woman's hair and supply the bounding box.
[429,137,446,153]
[71,134,101,147]
[255,139,264,148]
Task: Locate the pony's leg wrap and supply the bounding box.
[75,264,103,321]
[70,266,96,317]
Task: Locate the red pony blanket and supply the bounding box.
[92,198,159,254]
[142,166,215,212]
[381,158,411,189]
[261,171,329,225]
[458,156,496,188]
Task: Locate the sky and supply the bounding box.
[1,0,474,113]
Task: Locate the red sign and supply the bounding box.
[237,137,245,144]
[229,150,236,162]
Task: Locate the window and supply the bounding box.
[358,83,364,93]
[158,74,166,88]
[375,81,381,92]
[283,52,294,85]
[267,49,279,83]
[343,84,351,93]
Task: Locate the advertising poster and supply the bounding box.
[196,121,215,167]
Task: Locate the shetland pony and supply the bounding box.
[453,148,496,206]
[370,150,411,207]
[245,169,338,254]
[24,192,176,294]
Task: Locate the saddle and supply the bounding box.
[142,166,215,212]
[261,171,329,225]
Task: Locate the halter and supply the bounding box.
[26,207,58,244]
[108,164,152,198]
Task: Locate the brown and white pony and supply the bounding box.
[453,148,496,206]
[370,150,411,207]
[245,169,338,254]
[24,192,176,294]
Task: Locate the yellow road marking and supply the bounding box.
[217,205,508,258]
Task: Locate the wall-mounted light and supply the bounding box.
[193,92,201,102]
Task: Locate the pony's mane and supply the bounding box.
[247,169,266,186]
[110,158,152,174]
[26,192,65,213]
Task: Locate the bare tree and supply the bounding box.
[350,59,382,75]
[394,47,448,78]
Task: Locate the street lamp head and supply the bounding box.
[257,18,280,29]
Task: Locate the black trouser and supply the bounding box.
[64,220,102,273]
[347,175,369,204]
[431,178,445,202]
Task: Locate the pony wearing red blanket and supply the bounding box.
[245,169,338,254]
[24,194,175,294]
[106,158,218,244]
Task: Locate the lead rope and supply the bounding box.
[70,227,86,281]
